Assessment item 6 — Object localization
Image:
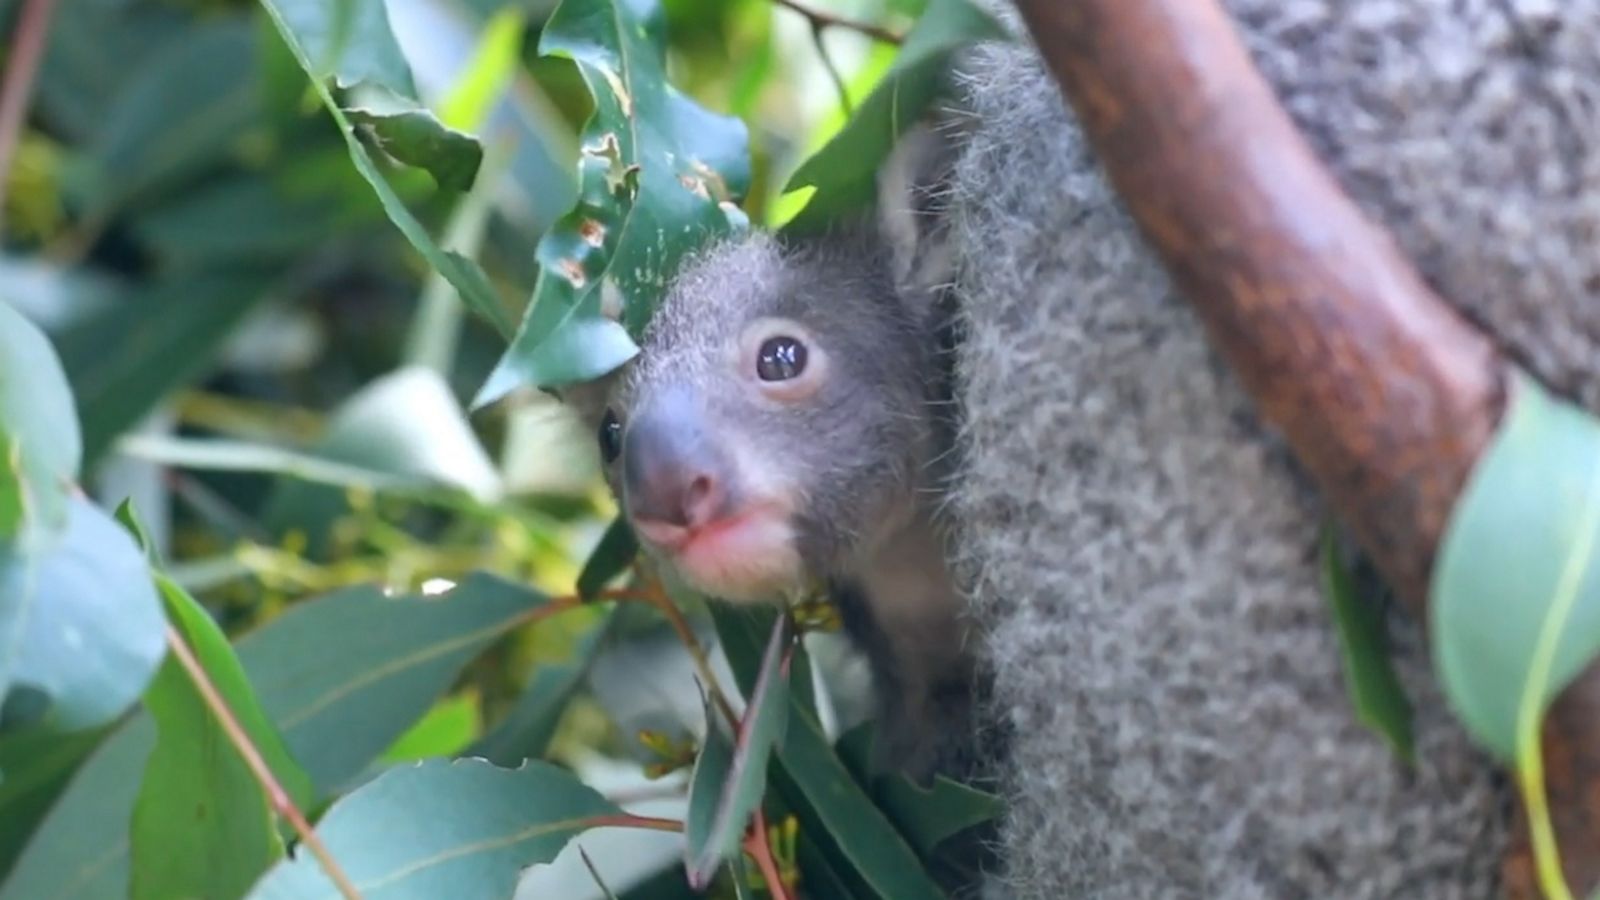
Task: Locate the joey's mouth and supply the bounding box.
[632,505,802,602]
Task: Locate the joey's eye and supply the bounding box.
[756,336,808,382]
[598,409,623,463]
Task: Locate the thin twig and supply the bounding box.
[630,569,741,727]
[163,626,363,900]
[578,813,685,833]
[0,0,58,239]
[809,22,854,116]
[771,0,902,44]
[742,808,794,900]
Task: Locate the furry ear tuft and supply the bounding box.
[877,122,962,296]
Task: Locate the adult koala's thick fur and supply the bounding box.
[939,1,1600,896]
[578,0,1600,896]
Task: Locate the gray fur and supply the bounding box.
[573,0,1600,894]
[573,228,982,779]
[943,0,1600,896]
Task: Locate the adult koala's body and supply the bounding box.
[945,1,1600,896]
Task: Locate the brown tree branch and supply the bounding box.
[1007,0,1600,894]
[164,626,363,900]
[0,0,58,241]
[770,0,902,45]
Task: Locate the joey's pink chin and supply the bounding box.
[635,510,802,602]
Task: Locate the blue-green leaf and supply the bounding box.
[781,0,1005,233]
[684,614,792,889]
[245,758,621,899]
[1433,372,1600,761]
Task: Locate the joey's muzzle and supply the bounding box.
[622,387,734,534]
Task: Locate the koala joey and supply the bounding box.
[563,207,981,783]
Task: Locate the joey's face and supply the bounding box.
[576,232,931,603]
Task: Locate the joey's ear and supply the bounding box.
[877,121,961,296]
[552,368,623,433]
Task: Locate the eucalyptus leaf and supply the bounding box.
[246,758,621,900]
[0,300,79,543]
[684,614,791,889]
[259,0,510,336]
[1433,372,1600,762]
[577,516,638,600]
[81,19,261,215]
[2,496,165,735]
[781,0,1005,234]
[0,574,553,898]
[834,725,1001,859]
[131,575,313,900]
[268,0,416,94]
[1320,528,1414,764]
[469,609,613,767]
[711,607,944,899]
[475,0,751,404]
[348,102,484,193]
[52,270,276,468]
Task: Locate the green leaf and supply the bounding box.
[474,0,752,404]
[1433,372,1600,761]
[259,0,508,335]
[0,300,79,543]
[52,270,276,468]
[685,614,792,889]
[377,693,481,764]
[245,758,621,899]
[834,724,1001,859]
[577,516,638,600]
[0,574,553,898]
[246,573,551,792]
[1320,528,1414,764]
[0,717,155,900]
[0,727,106,879]
[81,19,262,215]
[347,98,484,193]
[269,0,415,93]
[781,0,1005,234]
[436,8,525,132]
[711,607,944,899]
[134,172,383,270]
[3,496,165,734]
[468,610,613,767]
[131,575,314,900]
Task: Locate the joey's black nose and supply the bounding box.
[622,388,729,531]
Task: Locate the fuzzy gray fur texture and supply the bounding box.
[947,1,1600,896]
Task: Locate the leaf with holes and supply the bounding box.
[782,0,1006,233]
[684,614,792,889]
[245,758,621,899]
[474,0,751,404]
[1433,372,1600,762]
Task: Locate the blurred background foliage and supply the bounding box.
[0,0,984,896]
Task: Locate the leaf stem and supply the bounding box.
[632,571,741,728]
[808,22,855,117]
[742,808,794,900]
[0,0,58,240]
[1512,450,1600,900]
[579,813,685,833]
[770,0,902,44]
[163,626,363,900]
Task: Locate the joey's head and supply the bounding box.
[569,230,938,603]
